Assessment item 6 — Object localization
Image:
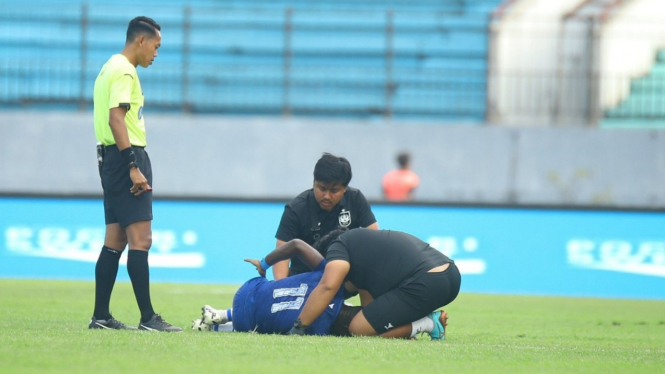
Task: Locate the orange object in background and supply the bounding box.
[383,152,420,201]
[382,169,420,201]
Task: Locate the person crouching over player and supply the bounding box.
[193,233,448,338]
[244,229,456,340]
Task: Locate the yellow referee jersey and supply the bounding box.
[93,54,147,147]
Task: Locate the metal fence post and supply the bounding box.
[552,15,566,125]
[182,6,191,112]
[79,3,88,111]
[283,8,293,116]
[587,17,601,126]
[384,10,394,120]
[485,12,496,123]
[483,13,492,123]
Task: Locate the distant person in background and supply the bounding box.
[382,152,420,202]
[272,153,379,280]
[90,16,181,332]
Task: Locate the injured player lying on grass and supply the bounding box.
[192,303,448,340]
[191,233,449,339]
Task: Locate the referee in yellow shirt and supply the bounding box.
[90,16,181,332]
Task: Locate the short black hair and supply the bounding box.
[313,228,348,253]
[126,16,161,44]
[313,153,352,186]
[397,152,410,168]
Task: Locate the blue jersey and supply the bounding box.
[232,260,344,335]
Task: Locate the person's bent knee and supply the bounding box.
[348,311,378,336]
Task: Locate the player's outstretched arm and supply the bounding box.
[267,239,324,269]
[272,240,290,280]
[244,239,324,276]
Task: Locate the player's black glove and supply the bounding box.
[287,318,307,336]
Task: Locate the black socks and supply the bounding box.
[127,249,156,322]
[93,246,121,320]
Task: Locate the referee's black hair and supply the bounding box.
[126,16,161,44]
[313,228,348,253]
[313,153,352,187]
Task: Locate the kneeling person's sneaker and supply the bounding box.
[139,314,183,332]
[89,316,137,330]
[202,305,229,325]
[427,310,445,341]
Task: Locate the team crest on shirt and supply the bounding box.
[338,209,351,227]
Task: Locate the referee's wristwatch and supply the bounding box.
[128,161,140,170]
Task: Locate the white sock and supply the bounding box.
[212,322,234,332]
[410,315,435,337]
[215,308,233,324]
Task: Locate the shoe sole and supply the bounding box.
[89,321,138,330]
[139,324,183,332]
[429,311,445,341]
[89,321,110,329]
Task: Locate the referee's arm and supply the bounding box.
[108,106,150,196]
[109,106,132,151]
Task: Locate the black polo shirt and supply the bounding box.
[275,187,377,276]
[326,229,451,298]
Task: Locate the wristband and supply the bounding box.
[288,318,308,335]
[120,147,137,167]
[127,161,140,170]
[259,258,270,271]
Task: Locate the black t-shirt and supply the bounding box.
[275,187,377,275]
[326,229,451,298]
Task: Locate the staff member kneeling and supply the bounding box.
[250,228,461,340]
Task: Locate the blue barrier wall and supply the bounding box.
[1,197,664,299]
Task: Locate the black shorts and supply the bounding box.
[362,262,461,334]
[98,145,153,228]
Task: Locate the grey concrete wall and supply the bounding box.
[0,111,663,209]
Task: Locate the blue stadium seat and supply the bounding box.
[1,0,504,121]
[604,53,665,124]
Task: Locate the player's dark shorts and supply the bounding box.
[98,145,153,228]
[363,261,461,334]
[231,277,263,332]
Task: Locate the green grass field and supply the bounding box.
[1,279,664,374]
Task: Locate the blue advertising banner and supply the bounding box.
[1,197,664,299]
